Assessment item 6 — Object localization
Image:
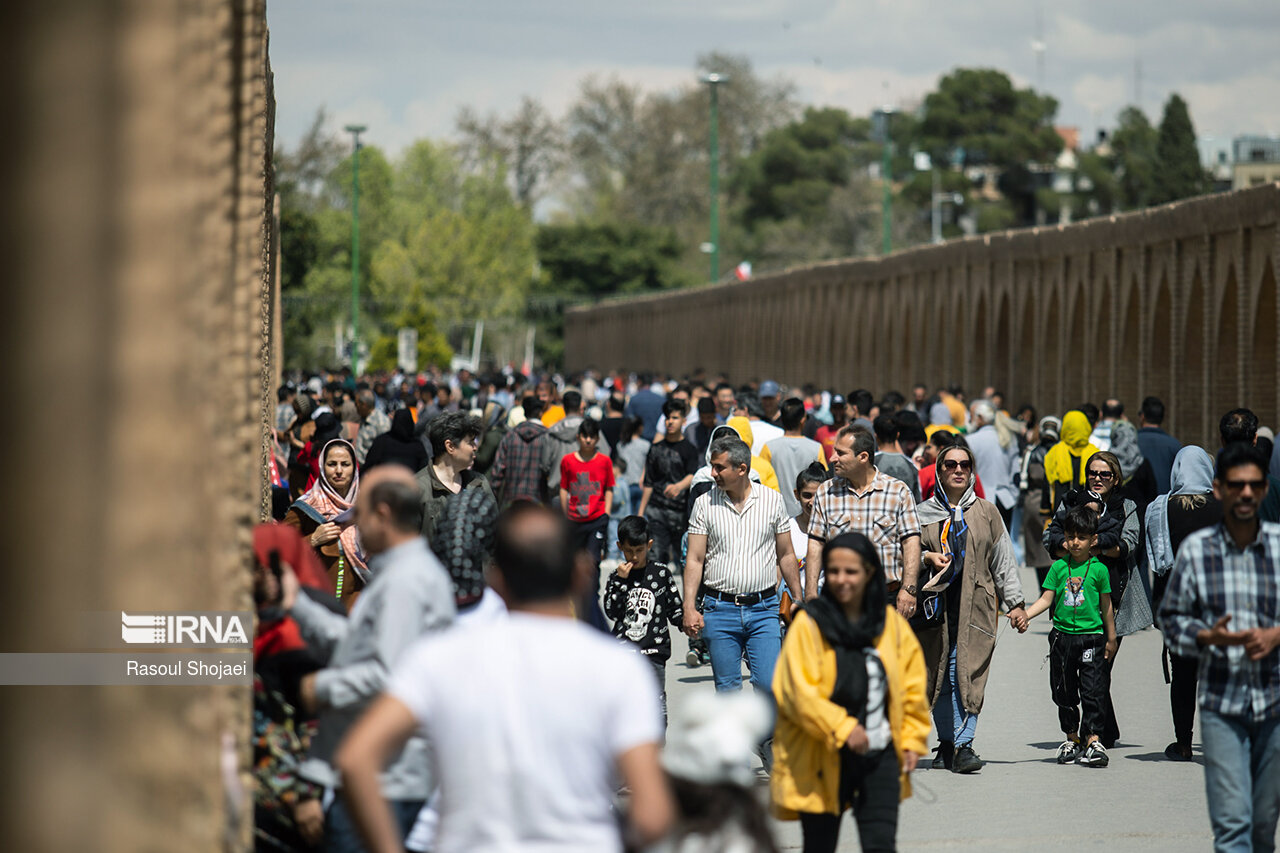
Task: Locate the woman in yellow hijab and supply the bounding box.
[1043,410,1099,513]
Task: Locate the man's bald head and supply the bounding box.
[356,464,422,551]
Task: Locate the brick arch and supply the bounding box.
[1043,286,1063,413]
[1250,258,1278,428]
[1175,269,1207,441]
[972,291,988,390]
[992,292,1012,399]
[1017,292,1038,408]
[1116,278,1142,411]
[950,275,968,390]
[1208,262,1239,414]
[1063,285,1087,407]
[1148,275,1174,428]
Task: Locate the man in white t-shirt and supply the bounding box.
[335,504,674,853]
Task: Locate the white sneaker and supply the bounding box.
[1056,739,1082,764]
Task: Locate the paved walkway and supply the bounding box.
[657,566,1226,851]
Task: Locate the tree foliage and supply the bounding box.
[918,68,1061,170]
[1153,94,1207,205]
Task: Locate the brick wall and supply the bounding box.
[566,184,1280,449]
[1,1,275,850]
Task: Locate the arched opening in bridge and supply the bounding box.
[1176,270,1206,443]
[1148,277,1174,432]
[1043,287,1062,413]
[1017,294,1037,409]
[1116,279,1141,409]
[1064,288,1086,406]
[972,292,988,392]
[1251,259,1278,429]
[992,294,1011,400]
[1212,267,1242,420]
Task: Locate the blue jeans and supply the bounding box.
[1201,709,1280,853]
[325,796,424,853]
[702,592,782,696]
[932,645,978,746]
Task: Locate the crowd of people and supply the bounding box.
[254,364,1280,853]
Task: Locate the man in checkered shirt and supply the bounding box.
[1159,442,1280,853]
[804,424,922,616]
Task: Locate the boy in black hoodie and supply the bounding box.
[604,515,684,726]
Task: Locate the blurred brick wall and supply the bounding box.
[566,184,1280,450]
[1,1,275,850]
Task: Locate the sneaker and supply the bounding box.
[951,744,983,774]
[1077,741,1109,768]
[1164,742,1193,762]
[686,648,702,667]
[1056,739,1082,764]
[931,742,954,770]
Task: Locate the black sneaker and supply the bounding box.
[1164,742,1192,762]
[1077,741,1109,768]
[1056,739,1082,764]
[951,744,983,774]
[931,742,954,770]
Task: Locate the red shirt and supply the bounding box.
[560,452,615,522]
[815,425,841,462]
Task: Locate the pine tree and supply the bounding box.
[1153,94,1207,204]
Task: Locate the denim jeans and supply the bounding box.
[701,591,782,696]
[1201,709,1280,853]
[932,645,978,746]
[325,796,424,853]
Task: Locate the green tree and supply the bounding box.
[918,69,1061,170]
[456,96,562,210]
[1153,93,1207,204]
[1110,106,1159,210]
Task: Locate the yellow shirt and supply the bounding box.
[540,404,566,428]
[771,607,930,817]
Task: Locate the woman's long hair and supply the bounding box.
[620,415,645,444]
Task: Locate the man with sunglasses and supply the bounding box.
[1158,442,1280,853]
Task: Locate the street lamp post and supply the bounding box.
[873,106,896,256]
[701,73,728,283]
[344,123,367,372]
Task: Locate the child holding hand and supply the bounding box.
[1024,506,1117,768]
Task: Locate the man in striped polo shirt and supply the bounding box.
[683,435,803,705]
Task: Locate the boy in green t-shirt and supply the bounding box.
[1025,506,1118,768]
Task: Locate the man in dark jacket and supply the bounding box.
[540,390,611,505]
[489,396,550,507]
[1136,396,1181,494]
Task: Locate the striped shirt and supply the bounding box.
[689,483,790,595]
[1158,521,1280,722]
[807,469,921,584]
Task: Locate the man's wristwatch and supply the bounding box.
[904,584,918,596]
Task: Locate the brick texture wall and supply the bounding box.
[566,184,1280,450]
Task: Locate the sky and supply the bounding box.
[267,0,1280,163]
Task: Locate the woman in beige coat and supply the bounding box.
[914,444,1027,773]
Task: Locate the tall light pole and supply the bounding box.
[344,123,366,372]
[873,106,896,256]
[701,73,728,283]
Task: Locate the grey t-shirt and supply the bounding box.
[765,435,825,517]
[875,451,921,504]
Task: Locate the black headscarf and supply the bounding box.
[803,532,887,721]
[311,412,342,448]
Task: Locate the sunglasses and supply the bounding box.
[941,459,972,472]
[1087,469,1115,481]
[1222,478,1267,492]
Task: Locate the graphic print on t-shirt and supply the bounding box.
[624,587,656,642]
[1063,574,1085,608]
[569,471,598,512]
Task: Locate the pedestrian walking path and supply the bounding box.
[661,566,1220,851]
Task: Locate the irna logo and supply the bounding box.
[121,612,250,646]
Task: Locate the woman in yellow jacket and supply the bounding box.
[771,531,930,853]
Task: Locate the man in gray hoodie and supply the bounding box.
[281,465,456,852]
[540,389,611,505]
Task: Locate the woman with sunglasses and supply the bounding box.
[1043,450,1149,747]
[913,444,1027,773]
